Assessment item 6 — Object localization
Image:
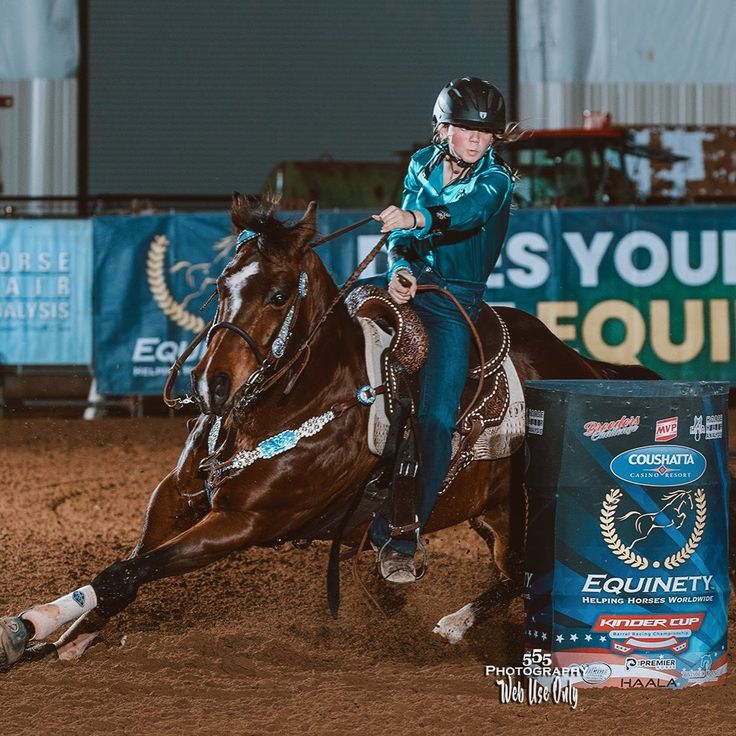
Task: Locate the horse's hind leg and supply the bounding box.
[434,461,525,645]
[433,514,521,644]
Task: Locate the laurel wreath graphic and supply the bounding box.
[147,235,206,334]
[599,487,707,571]
[600,488,650,570]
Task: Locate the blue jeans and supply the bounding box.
[359,264,485,554]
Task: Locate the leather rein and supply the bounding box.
[163,215,381,411]
[162,215,487,436]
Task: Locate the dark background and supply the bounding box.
[86,0,512,195]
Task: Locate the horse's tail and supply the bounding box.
[730,474,736,588]
[586,358,662,381]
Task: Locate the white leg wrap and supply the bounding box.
[21,585,97,641]
[433,602,476,644]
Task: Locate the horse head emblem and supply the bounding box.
[600,487,707,571]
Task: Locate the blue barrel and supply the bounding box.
[523,381,730,689]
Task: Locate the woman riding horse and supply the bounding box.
[369,76,516,583]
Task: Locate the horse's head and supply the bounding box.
[191,193,319,415]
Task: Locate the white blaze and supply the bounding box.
[198,370,211,407]
[198,261,260,408]
[225,262,260,321]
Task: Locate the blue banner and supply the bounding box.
[92,211,384,394]
[0,219,92,365]
[94,213,226,394]
[92,206,736,394]
[494,206,736,381]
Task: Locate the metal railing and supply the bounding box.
[0,194,237,218]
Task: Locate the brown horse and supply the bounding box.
[1,196,662,668]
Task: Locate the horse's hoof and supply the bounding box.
[22,641,58,663]
[433,603,475,644]
[0,616,29,670]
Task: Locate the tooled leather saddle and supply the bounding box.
[344,284,525,494]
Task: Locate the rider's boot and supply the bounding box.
[372,538,427,584]
[377,545,416,584]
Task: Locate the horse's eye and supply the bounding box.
[270,291,288,307]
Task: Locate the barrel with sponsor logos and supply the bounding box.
[523,381,730,689]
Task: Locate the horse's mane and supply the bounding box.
[231,193,311,257]
[661,489,691,502]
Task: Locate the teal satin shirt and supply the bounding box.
[387,144,513,286]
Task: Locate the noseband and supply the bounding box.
[206,322,266,365]
[203,269,309,411]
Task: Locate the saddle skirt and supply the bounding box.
[444,354,525,491]
[347,286,526,493]
[356,315,393,455]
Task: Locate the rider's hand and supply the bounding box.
[388,270,417,305]
[372,205,424,233]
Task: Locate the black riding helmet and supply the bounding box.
[432,77,506,134]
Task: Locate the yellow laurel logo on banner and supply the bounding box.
[146,234,235,334]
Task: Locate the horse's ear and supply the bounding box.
[296,201,318,251]
[231,191,249,232]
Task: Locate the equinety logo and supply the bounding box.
[610,445,707,487]
[132,233,234,378]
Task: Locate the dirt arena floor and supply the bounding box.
[1,416,735,736]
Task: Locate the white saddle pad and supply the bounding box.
[357,316,525,463]
[357,316,393,455]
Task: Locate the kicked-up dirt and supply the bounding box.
[0,417,734,735]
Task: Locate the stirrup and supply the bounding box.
[375,536,428,584]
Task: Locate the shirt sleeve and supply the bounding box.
[414,169,513,240]
[386,160,422,276]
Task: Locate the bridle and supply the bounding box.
[163,215,388,413]
[201,266,311,412]
[163,212,487,427]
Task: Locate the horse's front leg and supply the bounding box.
[48,467,205,664]
[0,585,101,667]
[1,506,262,670]
[2,473,203,668]
[2,417,213,669]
